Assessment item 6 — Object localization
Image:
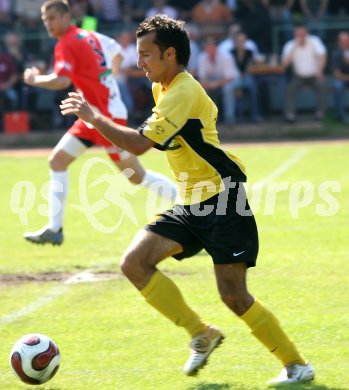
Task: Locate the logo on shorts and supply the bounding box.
[233,250,245,257]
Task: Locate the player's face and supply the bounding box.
[41,7,70,38]
[137,32,170,84]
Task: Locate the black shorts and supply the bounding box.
[144,184,259,267]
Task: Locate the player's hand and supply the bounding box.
[23,67,41,86]
[60,92,97,123]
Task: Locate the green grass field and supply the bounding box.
[0,141,348,390]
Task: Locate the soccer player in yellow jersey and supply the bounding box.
[60,14,314,385]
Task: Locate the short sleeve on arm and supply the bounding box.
[311,37,327,55]
[107,39,121,58]
[94,32,122,67]
[138,88,192,150]
[54,43,75,78]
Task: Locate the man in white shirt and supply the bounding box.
[282,23,327,122]
[115,30,138,112]
[116,30,152,121]
[198,38,241,125]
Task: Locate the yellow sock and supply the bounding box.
[240,299,306,366]
[141,270,208,337]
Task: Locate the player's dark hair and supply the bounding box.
[42,0,70,14]
[136,14,190,67]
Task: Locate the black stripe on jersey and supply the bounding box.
[178,119,247,182]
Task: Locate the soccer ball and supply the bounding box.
[9,333,60,385]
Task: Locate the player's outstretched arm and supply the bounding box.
[60,92,154,155]
[60,92,97,123]
[24,67,71,90]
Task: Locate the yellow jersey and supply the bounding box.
[139,71,246,205]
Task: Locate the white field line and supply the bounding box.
[0,271,90,327]
[253,148,308,189]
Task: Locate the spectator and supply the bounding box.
[282,23,327,122]
[123,0,153,23]
[116,30,152,123]
[169,0,200,20]
[71,2,98,31]
[236,0,272,54]
[145,0,178,19]
[0,44,20,112]
[230,32,260,123]
[299,0,328,39]
[14,0,45,56]
[332,32,349,124]
[197,38,240,125]
[3,31,30,109]
[218,23,260,58]
[14,0,45,30]
[115,30,138,112]
[89,0,122,26]
[262,0,295,43]
[0,0,13,33]
[191,0,233,39]
[71,2,86,27]
[186,23,201,77]
[226,0,238,13]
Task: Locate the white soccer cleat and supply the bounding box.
[267,363,315,385]
[183,325,224,376]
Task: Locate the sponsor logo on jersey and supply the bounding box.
[167,137,181,150]
[164,116,178,129]
[56,61,72,71]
